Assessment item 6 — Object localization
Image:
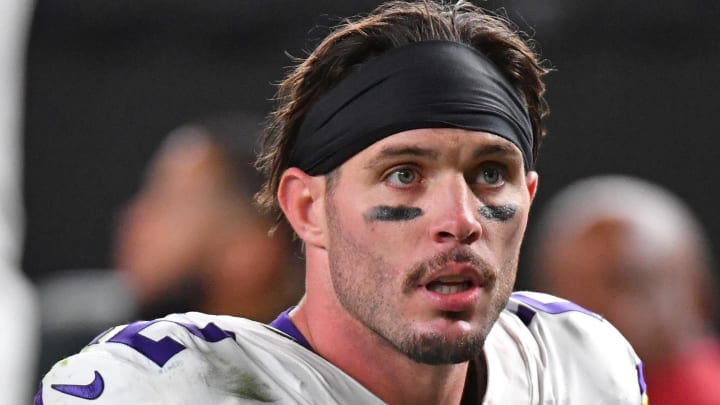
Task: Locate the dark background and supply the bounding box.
[22,1,720,309]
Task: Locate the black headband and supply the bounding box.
[289,40,534,174]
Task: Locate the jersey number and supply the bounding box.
[92,320,235,367]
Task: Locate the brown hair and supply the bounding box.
[255,0,550,227]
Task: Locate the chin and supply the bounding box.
[400,326,486,365]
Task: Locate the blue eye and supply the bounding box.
[478,167,504,186]
[387,168,417,185]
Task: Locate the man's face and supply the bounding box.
[323,128,537,364]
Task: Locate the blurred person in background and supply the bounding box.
[114,115,304,322]
[0,0,40,403]
[35,114,305,385]
[529,175,720,405]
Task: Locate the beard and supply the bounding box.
[393,322,487,365]
[325,200,516,365]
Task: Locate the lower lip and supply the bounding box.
[420,285,484,312]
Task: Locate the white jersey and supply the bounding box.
[36,291,647,404]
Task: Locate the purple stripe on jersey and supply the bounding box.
[269,308,315,352]
[636,361,647,395]
[515,304,537,326]
[512,293,602,320]
[34,383,43,405]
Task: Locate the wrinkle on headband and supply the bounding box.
[289,40,533,175]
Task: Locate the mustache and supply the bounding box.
[403,246,496,293]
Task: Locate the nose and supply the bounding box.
[429,175,482,244]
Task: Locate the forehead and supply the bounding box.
[354,128,525,164]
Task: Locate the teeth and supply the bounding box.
[428,282,471,294]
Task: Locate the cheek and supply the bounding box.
[480,188,531,236]
[348,210,425,270]
[488,205,529,247]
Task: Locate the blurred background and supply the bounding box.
[12,0,720,400]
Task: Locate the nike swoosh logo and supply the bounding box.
[51,370,105,400]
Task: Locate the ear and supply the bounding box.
[277,167,327,248]
[526,170,539,202]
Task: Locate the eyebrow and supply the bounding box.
[364,146,439,169]
[472,143,521,160]
[364,141,523,170]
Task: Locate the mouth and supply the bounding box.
[403,247,495,313]
[425,275,475,295]
[418,267,490,312]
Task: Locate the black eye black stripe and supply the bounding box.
[365,206,424,222]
